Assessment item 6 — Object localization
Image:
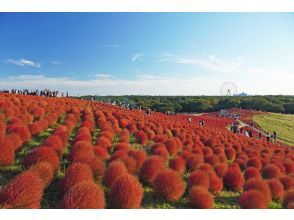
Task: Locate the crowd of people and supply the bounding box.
[230,122,278,143]
[0,89,68,98]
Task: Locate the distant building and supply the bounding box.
[234,92,248,97]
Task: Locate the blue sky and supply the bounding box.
[0,13,293,95]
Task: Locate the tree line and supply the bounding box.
[81,95,294,114]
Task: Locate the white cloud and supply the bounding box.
[159,53,244,73]
[52,61,61,65]
[1,70,293,96]
[136,74,168,80]
[94,73,114,80]
[132,53,143,62]
[5,58,42,68]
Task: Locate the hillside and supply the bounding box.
[253,113,294,146]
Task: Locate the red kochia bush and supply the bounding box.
[189,186,214,209]
[239,190,268,209]
[103,161,128,187]
[96,136,112,149]
[188,171,210,190]
[86,157,105,178]
[246,158,262,170]
[243,167,261,181]
[262,164,282,179]
[135,130,148,145]
[223,165,244,191]
[214,163,228,178]
[120,156,138,175]
[153,169,185,202]
[69,141,94,163]
[0,171,44,208]
[7,133,23,151]
[61,181,105,209]
[208,171,223,194]
[28,162,54,187]
[140,156,165,184]
[169,156,186,174]
[225,147,236,160]
[164,138,180,155]
[109,174,143,208]
[94,146,110,160]
[0,137,15,166]
[43,135,64,156]
[267,178,285,202]
[23,146,60,171]
[283,161,294,174]
[283,190,294,208]
[243,178,272,206]
[128,150,147,170]
[6,125,31,143]
[279,176,294,191]
[60,163,94,194]
[186,155,204,171]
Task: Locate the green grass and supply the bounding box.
[253,113,294,146]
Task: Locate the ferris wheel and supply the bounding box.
[220,82,238,96]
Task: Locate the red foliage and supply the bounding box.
[239,190,268,209]
[152,146,170,161]
[61,181,105,209]
[262,164,282,179]
[96,136,112,149]
[188,170,210,190]
[153,169,185,202]
[140,156,165,184]
[43,135,64,156]
[283,190,294,208]
[208,171,223,194]
[267,178,285,202]
[23,146,60,171]
[214,163,228,178]
[7,133,23,151]
[120,156,138,175]
[28,162,54,187]
[225,147,236,160]
[69,141,94,163]
[114,142,130,151]
[223,165,244,191]
[246,157,262,170]
[86,157,105,178]
[128,149,147,170]
[0,171,44,208]
[6,125,31,143]
[108,150,128,163]
[189,186,214,209]
[135,130,148,145]
[198,163,213,172]
[109,174,143,208]
[186,155,204,171]
[243,167,261,181]
[60,163,94,194]
[283,161,294,174]
[243,178,272,206]
[164,138,180,155]
[0,137,15,166]
[103,160,128,187]
[279,176,294,191]
[93,146,110,160]
[169,156,186,174]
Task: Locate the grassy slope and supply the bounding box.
[253,113,294,146]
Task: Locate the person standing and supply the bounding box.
[272,131,277,143]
